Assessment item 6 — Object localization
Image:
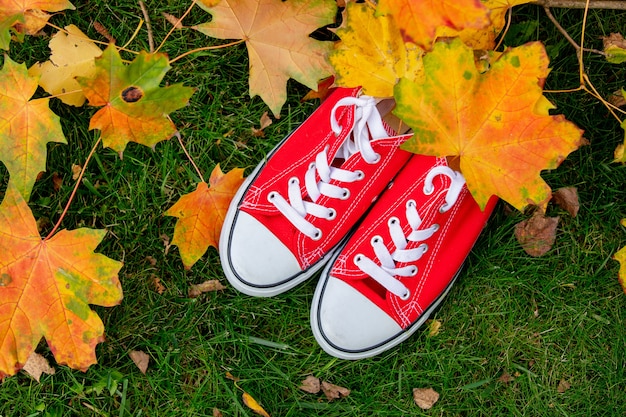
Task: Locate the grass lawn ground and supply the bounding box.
[1,2,626,416]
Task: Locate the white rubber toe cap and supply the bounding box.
[311,276,403,359]
[221,211,304,296]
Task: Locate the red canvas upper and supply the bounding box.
[239,87,413,269]
[328,154,498,328]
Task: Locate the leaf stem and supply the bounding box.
[169,40,246,64]
[175,131,205,183]
[45,136,102,241]
[155,0,197,54]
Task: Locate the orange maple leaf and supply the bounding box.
[0,184,123,378]
[165,165,245,269]
[0,56,67,201]
[376,0,490,49]
[614,219,626,295]
[193,0,337,117]
[394,39,586,210]
[0,0,75,50]
[436,0,533,50]
[77,44,195,155]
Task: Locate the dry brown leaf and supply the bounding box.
[498,372,515,383]
[52,172,63,192]
[71,164,82,180]
[299,375,321,394]
[413,387,439,410]
[188,280,226,298]
[321,380,351,401]
[301,77,335,102]
[225,371,240,382]
[557,379,571,393]
[213,408,223,417]
[552,187,579,217]
[151,274,166,294]
[242,391,270,417]
[163,12,185,29]
[251,111,273,137]
[608,90,626,108]
[93,21,116,43]
[129,350,150,374]
[427,319,442,337]
[22,352,55,382]
[514,211,559,257]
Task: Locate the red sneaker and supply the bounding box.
[219,87,412,296]
[311,154,497,359]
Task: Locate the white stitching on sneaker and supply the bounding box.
[354,166,467,299]
[267,95,389,239]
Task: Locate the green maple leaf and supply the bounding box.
[77,44,195,155]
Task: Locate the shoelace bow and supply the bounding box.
[268,95,389,240]
[354,166,466,300]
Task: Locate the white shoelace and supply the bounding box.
[354,166,466,299]
[268,95,390,240]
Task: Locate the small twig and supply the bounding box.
[138,1,154,52]
[542,6,606,57]
[122,18,144,50]
[169,39,246,64]
[45,137,102,241]
[175,131,205,183]
[155,0,197,54]
[533,0,626,9]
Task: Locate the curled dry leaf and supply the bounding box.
[242,391,270,417]
[413,387,439,410]
[557,378,571,393]
[251,111,273,137]
[552,187,579,217]
[22,352,55,382]
[514,211,559,257]
[321,380,351,401]
[163,12,185,29]
[129,350,150,374]
[608,89,626,108]
[498,372,515,384]
[188,280,226,298]
[213,408,223,417]
[602,33,626,64]
[299,375,321,394]
[426,319,442,337]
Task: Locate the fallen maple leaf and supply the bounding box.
[251,111,272,137]
[0,56,67,201]
[552,187,579,217]
[330,2,423,98]
[193,0,336,117]
[165,164,245,269]
[395,39,585,210]
[301,76,334,102]
[77,44,195,155]
[0,184,123,378]
[376,0,490,49]
[602,33,626,64]
[436,0,532,50]
[614,224,626,294]
[29,24,102,106]
[0,0,75,50]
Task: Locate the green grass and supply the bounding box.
[2,2,626,416]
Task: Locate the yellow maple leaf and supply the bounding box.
[0,0,75,50]
[193,0,337,117]
[394,39,585,210]
[165,165,245,269]
[437,0,533,50]
[330,2,423,98]
[376,0,490,49]
[0,56,67,201]
[614,219,626,295]
[0,184,123,379]
[29,24,102,106]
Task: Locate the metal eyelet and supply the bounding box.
[388,217,399,227]
[289,177,299,186]
[340,188,350,200]
[354,170,365,180]
[311,228,323,241]
[439,203,449,213]
[327,208,337,220]
[372,153,382,164]
[353,254,364,265]
[371,235,382,245]
[432,224,440,232]
[423,185,434,195]
[406,199,416,209]
[409,266,418,276]
[399,290,411,301]
[267,191,277,201]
